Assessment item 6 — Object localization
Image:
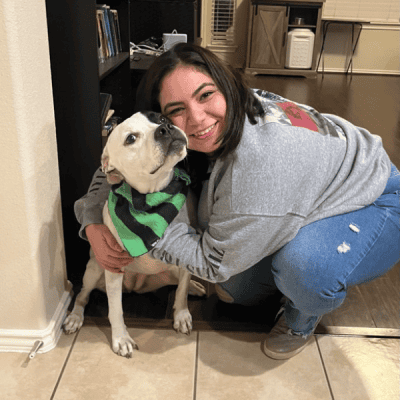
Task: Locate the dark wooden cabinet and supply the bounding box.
[45,0,132,283]
[245,0,325,78]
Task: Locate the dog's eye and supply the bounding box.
[125,134,137,145]
[159,116,167,124]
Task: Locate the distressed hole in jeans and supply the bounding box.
[349,223,360,233]
[337,242,351,254]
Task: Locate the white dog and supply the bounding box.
[63,112,206,358]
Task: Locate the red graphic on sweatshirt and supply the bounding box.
[278,102,319,132]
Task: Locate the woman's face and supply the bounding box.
[159,65,227,154]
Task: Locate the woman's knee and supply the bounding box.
[272,251,347,315]
[288,279,347,316]
[215,283,235,304]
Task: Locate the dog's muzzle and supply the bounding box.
[154,122,187,149]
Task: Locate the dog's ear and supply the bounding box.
[101,152,124,185]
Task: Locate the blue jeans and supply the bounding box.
[219,163,400,337]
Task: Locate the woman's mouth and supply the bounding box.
[190,122,217,139]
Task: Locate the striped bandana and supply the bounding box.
[108,167,191,257]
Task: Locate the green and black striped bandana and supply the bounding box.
[108,167,191,257]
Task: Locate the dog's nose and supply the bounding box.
[154,124,173,141]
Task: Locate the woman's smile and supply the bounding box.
[190,122,217,138]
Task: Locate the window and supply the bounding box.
[211,0,237,45]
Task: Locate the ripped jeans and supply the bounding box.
[218,163,400,337]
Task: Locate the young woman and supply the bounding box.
[75,43,400,360]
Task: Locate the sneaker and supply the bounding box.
[263,310,321,360]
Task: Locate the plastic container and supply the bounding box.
[285,28,315,69]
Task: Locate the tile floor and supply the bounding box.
[1,325,398,400]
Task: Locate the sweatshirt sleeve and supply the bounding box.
[74,167,111,240]
[149,206,303,283]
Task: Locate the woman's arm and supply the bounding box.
[74,167,134,272]
[74,167,111,239]
[149,211,303,283]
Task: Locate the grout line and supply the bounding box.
[50,329,80,400]
[193,331,200,400]
[315,336,336,400]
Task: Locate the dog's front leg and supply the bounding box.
[105,270,138,358]
[173,269,194,335]
[64,250,104,334]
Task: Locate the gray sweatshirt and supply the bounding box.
[74,90,391,283]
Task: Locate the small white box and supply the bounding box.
[163,32,187,51]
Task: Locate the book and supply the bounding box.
[96,10,108,61]
[96,4,122,62]
[111,9,122,53]
[97,5,113,57]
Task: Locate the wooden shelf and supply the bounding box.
[99,52,130,80]
[288,24,316,29]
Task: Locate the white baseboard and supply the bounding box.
[317,67,400,76]
[0,281,73,354]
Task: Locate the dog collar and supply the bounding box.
[108,167,191,257]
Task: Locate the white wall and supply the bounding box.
[0,0,71,352]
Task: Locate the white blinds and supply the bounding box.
[323,0,400,23]
[211,0,236,44]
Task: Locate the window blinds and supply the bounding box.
[323,0,400,23]
[211,0,236,45]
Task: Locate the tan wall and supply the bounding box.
[0,0,69,332]
[317,24,400,74]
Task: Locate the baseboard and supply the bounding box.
[317,67,400,76]
[0,281,73,354]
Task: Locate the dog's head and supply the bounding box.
[101,111,188,193]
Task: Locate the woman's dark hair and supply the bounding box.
[134,43,264,161]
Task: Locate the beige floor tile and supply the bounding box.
[0,332,77,400]
[53,326,197,400]
[196,331,331,400]
[317,336,400,400]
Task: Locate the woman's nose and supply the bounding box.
[186,103,206,125]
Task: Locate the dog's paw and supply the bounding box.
[173,309,192,335]
[111,333,139,358]
[188,280,206,297]
[63,313,84,334]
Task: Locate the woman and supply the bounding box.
[75,43,400,360]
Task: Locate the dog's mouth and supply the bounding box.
[150,139,187,175]
[150,164,163,175]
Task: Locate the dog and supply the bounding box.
[63,111,206,358]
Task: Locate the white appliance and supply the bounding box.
[285,28,315,69]
[163,30,187,51]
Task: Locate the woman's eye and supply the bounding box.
[125,134,136,145]
[168,107,184,116]
[200,91,214,100]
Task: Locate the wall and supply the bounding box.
[317,23,400,75]
[0,0,71,353]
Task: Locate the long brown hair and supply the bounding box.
[134,43,264,161]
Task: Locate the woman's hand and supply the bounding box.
[85,224,134,274]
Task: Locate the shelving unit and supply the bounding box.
[45,0,133,283]
[245,0,325,78]
[99,53,130,80]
